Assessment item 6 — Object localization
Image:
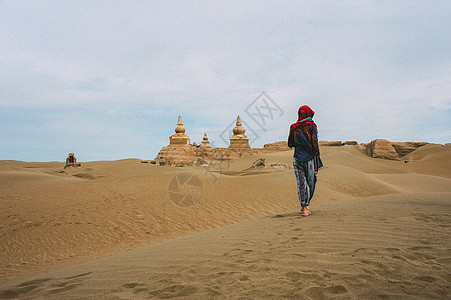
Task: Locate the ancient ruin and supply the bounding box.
[229,116,250,149]
[366,139,427,160]
[391,142,428,157]
[319,141,343,147]
[262,141,291,152]
[65,153,81,168]
[154,114,429,167]
[169,115,190,146]
[367,139,400,160]
[153,115,195,166]
[200,132,212,148]
[154,115,263,166]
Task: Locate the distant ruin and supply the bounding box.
[229,116,250,149]
[169,115,190,146]
[366,139,428,160]
[153,115,428,166]
[65,153,81,168]
[200,132,212,148]
[153,115,289,166]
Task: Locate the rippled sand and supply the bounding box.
[1,143,450,299]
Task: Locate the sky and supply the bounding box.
[1,0,450,162]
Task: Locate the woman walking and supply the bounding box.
[288,105,321,217]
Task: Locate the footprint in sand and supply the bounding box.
[0,272,93,299]
[305,285,348,298]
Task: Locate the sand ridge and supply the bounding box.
[1,193,449,299]
[0,144,450,298]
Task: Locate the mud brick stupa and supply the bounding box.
[169,115,190,146]
[200,132,212,148]
[229,116,250,149]
[153,114,288,166]
[153,115,196,166]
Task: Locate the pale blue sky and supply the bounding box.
[1,0,450,161]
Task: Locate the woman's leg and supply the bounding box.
[293,157,308,207]
[304,158,317,206]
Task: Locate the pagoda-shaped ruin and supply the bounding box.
[200,132,212,148]
[154,114,257,166]
[169,115,190,146]
[229,116,250,149]
[153,115,195,166]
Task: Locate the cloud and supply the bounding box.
[1,0,451,160]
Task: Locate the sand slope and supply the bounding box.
[0,144,450,298]
[1,193,449,299]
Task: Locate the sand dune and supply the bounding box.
[379,144,451,179]
[320,145,409,174]
[0,144,450,298]
[1,193,449,299]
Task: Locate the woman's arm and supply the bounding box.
[288,125,295,148]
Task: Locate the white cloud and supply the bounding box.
[1,0,451,160]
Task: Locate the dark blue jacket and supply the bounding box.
[288,128,318,162]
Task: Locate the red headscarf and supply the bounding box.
[289,105,320,155]
[293,105,317,132]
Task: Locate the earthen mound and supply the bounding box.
[153,145,196,166]
[263,141,291,151]
[391,142,427,157]
[319,141,342,147]
[367,139,400,160]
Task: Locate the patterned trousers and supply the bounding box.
[293,157,317,207]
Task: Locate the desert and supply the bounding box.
[2,1,451,299]
[0,140,450,299]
